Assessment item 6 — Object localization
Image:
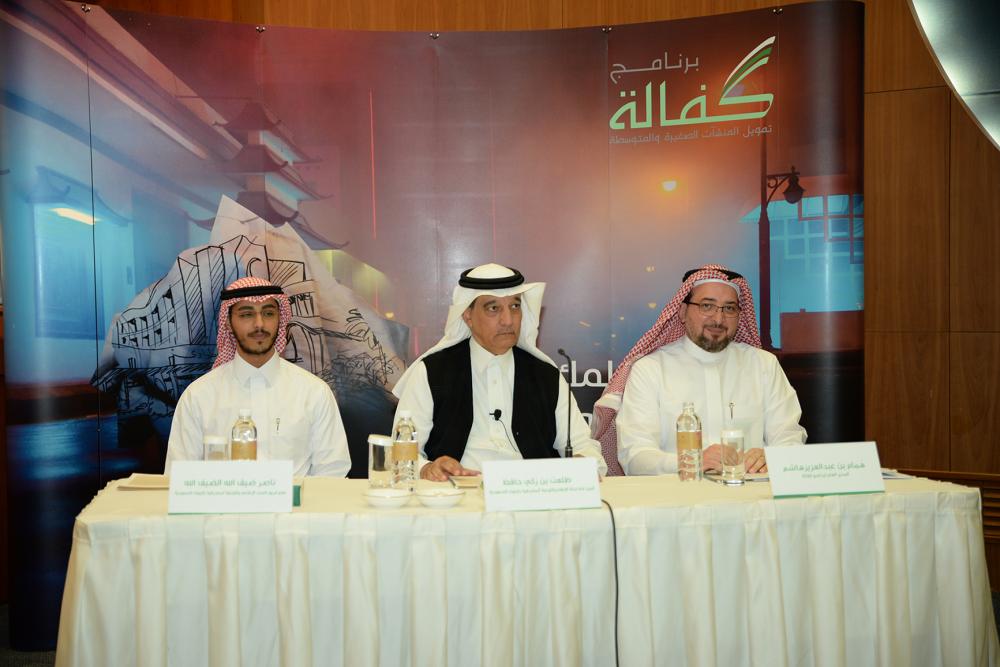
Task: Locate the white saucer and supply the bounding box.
[364,488,412,509]
[416,487,465,509]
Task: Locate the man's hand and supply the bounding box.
[745,447,767,473]
[420,455,481,482]
[702,444,723,472]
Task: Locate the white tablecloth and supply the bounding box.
[55,476,999,667]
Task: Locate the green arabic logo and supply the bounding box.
[609,36,777,131]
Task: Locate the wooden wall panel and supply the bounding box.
[864,0,942,93]
[950,98,1000,333]
[466,0,563,30]
[231,0,265,24]
[865,331,949,469]
[96,0,839,30]
[600,0,835,26]
[92,0,244,22]
[605,0,763,24]
[434,0,562,31]
[102,0,565,30]
[264,0,420,31]
[561,0,608,28]
[864,87,950,332]
[987,543,1000,592]
[951,333,1000,472]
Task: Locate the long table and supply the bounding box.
[55,476,999,666]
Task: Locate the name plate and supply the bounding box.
[168,460,293,514]
[765,442,885,498]
[482,458,601,512]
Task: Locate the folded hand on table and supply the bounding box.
[744,447,767,473]
[702,444,723,472]
[420,455,481,482]
[703,444,767,473]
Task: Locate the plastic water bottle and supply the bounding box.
[676,402,703,481]
[392,410,418,492]
[230,408,258,460]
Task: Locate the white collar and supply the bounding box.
[469,336,514,374]
[231,350,281,386]
[682,335,730,365]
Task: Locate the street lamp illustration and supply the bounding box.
[758,134,805,350]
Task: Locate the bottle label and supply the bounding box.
[231,440,258,460]
[676,430,702,451]
[393,442,418,461]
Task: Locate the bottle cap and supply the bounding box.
[239,408,252,418]
[367,434,392,447]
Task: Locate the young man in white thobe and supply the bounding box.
[165,276,351,477]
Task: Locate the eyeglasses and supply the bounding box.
[684,300,741,318]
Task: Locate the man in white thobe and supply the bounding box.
[392,263,607,480]
[592,265,805,475]
[165,276,351,477]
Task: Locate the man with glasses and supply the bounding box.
[592,265,806,475]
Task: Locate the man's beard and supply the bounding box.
[237,332,277,357]
[694,332,732,353]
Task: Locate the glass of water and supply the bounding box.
[368,434,394,488]
[720,428,745,485]
[203,435,229,461]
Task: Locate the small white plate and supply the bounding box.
[416,487,465,509]
[364,488,412,509]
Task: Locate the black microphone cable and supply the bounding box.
[489,409,519,453]
[602,498,621,667]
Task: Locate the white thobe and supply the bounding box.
[165,352,351,477]
[394,338,608,475]
[616,336,806,475]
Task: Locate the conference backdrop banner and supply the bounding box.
[0,0,863,647]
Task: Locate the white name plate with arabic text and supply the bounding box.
[168,460,293,514]
[483,458,601,512]
[765,442,885,498]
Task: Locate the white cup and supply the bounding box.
[203,435,228,461]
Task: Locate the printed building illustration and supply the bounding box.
[93,197,409,463]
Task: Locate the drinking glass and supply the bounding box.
[368,434,393,488]
[720,428,745,485]
[203,435,228,461]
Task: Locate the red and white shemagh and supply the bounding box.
[213,276,292,369]
[591,264,761,475]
